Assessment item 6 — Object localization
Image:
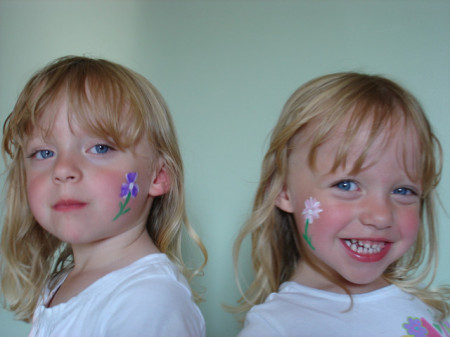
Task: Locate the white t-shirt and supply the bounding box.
[29,253,205,337]
[238,282,449,337]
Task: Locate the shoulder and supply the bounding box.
[238,282,317,337]
[100,254,205,337]
[113,254,191,292]
[106,253,198,310]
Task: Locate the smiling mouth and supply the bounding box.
[343,239,386,255]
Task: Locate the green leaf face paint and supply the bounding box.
[301,197,323,250]
[112,172,139,221]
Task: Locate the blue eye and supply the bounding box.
[335,180,358,191]
[91,144,111,154]
[34,150,54,159]
[393,187,416,196]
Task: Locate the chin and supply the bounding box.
[342,275,388,293]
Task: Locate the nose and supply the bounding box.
[52,153,82,183]
[359,194,393,229]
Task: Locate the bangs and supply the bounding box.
[306,100,438,197]
[65,74,147,150]
[311,101,403,174]
[8,57,150,153]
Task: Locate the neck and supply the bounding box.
[70,226,159,275]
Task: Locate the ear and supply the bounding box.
[148,160,171,197]
[275,185,294,213]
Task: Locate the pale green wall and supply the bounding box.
[0,1,449,336]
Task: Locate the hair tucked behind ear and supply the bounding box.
[233,72,448,319]
[1,56,207,321]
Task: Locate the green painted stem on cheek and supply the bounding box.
[302,219,315,250]
[112,192,131,221]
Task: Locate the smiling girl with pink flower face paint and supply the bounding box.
[1,56,207,337]
[234,73,449,336]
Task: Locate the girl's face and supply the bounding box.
[276,120,422,293]
[24,97,169,251]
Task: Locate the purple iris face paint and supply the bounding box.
[113,172,139,221]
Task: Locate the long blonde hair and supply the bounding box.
[233,72,448,317]
[1,56,207,321]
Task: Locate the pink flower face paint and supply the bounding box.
[112,172,139,221]
[301,197,323,250]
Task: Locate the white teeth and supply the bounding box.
[344,239,385,254]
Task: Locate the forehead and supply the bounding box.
[26,94,80,138]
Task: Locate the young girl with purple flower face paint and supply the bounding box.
[233,73,449,336]
[0,56,207,337]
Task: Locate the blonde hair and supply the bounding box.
[233,72,449,318]
[1,56,207,321]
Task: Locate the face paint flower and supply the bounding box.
[302,197,323,224]
[302,197,323,250]
[120,172,139,198]
[113,172,139,221]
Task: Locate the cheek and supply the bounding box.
[101,170,151,216]
[398,208,421,242]
[100,171,126,193]
[97,171,135,207]
[26,174,46,217]
[297,203,350,234]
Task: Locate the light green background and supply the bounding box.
[0,1,449,336]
